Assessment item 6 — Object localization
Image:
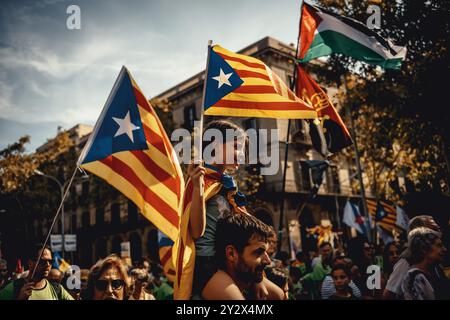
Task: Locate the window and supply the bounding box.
[111,203,120,225]
[244,118,257,131]
[183,105,197,130]
[82,211,90,228]
[82,181,89,198]
[299,162,312,192]
[96,208,104,226]
[325,165,340,194]
[128,200,138,223]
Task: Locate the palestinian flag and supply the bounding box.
[298,2,407,70]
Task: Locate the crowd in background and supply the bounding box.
[0,214,448,300]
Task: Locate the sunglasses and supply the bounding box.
[0,269,7,273]
[38,259,53,267]
[95,279,125,291]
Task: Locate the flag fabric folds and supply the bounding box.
[77,66,184,242]
[296,65,352,154]
[300,160,329,198]
[343,200,371,240]
[367,199,403,236]
[52,252,71,273]
[396,205,409,231]
[173,167,223,300]
[203,45,318,119]
[298,2,407,70]
[158,230,176,283]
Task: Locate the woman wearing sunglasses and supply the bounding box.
[83,254,130,300]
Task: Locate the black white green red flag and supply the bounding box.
[298,2,407,70]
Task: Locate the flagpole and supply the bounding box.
[195,40,213,196]
[341,75,373,243]
[30,166,78,280]
[277,0,305,253]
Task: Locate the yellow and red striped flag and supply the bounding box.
[172,167,222,300]
[367,199,402,235]
[203,45,318,119]
[77,66,184,242]
[158,230,176,283]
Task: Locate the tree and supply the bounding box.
[311,0,450,203]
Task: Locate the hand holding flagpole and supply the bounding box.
[195,40,213,196]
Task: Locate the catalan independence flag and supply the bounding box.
[77,67,184,242]
[366,199,402,235]
[158,230,176,283]
[173,167,222,300]
[203,45,317,119]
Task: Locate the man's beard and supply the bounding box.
[235,259,265,284]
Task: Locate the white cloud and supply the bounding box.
[0,0,299,146]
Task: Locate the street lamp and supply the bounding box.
[34,169,66,258]
[34,169,89,260]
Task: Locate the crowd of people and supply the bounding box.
[0,214,448,300]
[0,245,174,300]
[0,120,448,300]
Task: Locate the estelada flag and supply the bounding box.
[158,230,176,283]
[172,167,223,300]
[367,199,402,235]
[77,66,184,242]
[203,45,317,119]
[296,65,352,154]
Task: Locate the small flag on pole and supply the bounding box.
[343,200,371,240]
[396,206,409,231]
[367,199,402,236]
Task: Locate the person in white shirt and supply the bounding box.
[383,215,441,299]
[401,227,446,300]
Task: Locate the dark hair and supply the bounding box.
[275,251,290,265]
[289,265,302,279]
[27,243,52,262]
[264,266,288,289]
[203,120,246,162]
[319,242,332,249]
[382,241,399,275]
[332,255,347,266]
[331,263,351,278]
[215,213,272,270]
[295,251,304,261]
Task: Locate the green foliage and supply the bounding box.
[311,0,450,202]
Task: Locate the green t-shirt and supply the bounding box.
[153,282,173,300]
[195,194,231,257]
[302,260,332,299]
[0,279,74,300]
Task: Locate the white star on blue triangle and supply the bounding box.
[204,48,243,110]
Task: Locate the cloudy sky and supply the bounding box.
[0,0,302,151]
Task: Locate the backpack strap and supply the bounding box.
[48,280,63,300]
